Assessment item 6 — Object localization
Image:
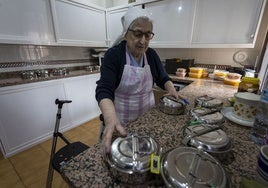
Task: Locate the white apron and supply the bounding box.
[114,46,155,125]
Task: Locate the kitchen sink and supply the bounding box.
[172,80,193,91]
[153,80,192,104]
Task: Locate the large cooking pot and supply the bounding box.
[106,134,159,185]
[159,96,186,115]
[181,124,234,164]
[161,147,231,187]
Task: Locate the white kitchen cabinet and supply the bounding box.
[191,0,265,48]
[106,7,128,46]
[106,0,196,48]
[50,0,107,47]
[145,0,196,48]
[107,0,265,48]
[64,74,100,125]
[0,74,100,158]
[0,0,55,45]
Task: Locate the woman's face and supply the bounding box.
[125,18,153,59]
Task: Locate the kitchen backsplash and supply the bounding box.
[0,44,91,62]
[0,44,259,67]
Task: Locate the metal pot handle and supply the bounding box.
[132,134,140,170]
[181,124,223,145]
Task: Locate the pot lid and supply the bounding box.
[184,124,232,153]
[199,112,225,124]
[161,147,228,188]
[190,108,225,124]
[160,96,186,108]
[195,96,223,109]
[108,134,158,172]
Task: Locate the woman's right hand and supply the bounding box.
[101,116,127,155]
[99,99,127,156]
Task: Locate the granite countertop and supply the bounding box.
[60,77,262,187]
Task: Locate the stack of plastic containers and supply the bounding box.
[189,67,204,78]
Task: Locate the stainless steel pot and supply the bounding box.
[159,96,186,115]
[195,95,223,110]
[161,147,231,188]
[189,107,225,124]
[181,124,233,164]
[106,134,159,185]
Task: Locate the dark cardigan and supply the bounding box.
[95,40,171,103]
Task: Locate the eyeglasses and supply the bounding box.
[128,29,154,40]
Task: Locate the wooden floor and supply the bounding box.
[0,118,101,188]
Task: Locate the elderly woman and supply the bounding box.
[95,6,183,153]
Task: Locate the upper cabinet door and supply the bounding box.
[192,0,265,48]
[0,0,55,45]
[106,7,128,46]
[50,0,107,47]
[145,0,196,48]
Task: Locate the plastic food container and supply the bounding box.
[202,71,209,78]
[175,71,186,78]
[214,70,228,80]
[189,72,202,78]
[224,78,241,86]
[189,67,204,74]
[176,68,186,73]
[226,73,242,80]
[238,77,260,94]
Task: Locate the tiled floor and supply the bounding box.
[0,118,101,188]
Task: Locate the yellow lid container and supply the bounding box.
[189,72,202,78]
[189,67,204,74]
[224,78,241,86]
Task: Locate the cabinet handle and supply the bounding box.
[250,34,255,39]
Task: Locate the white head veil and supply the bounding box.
[111,6,153,47]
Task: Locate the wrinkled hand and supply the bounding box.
[101,117,127,156]
[165,90,185,100]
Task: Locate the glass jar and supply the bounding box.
[250,89,268,145]
[238,77,260,94]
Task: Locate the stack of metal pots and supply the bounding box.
[106,95,233,187]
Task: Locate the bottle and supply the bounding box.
[238,77,260,94]
[250,89,268,145]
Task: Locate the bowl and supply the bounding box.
[261,145,268,164]
[228,97,235,106]
[258,145,268,183]
[232,92,261,122]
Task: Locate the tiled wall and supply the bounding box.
[0,44,91,63]
[0,44,261,71]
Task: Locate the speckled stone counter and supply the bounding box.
[60,78,262,187]
[0,70,99,87]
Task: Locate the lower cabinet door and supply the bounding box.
[0,74,100,158]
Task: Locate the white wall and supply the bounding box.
[155,48,259,67]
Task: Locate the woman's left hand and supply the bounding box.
[164,80,189,103]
